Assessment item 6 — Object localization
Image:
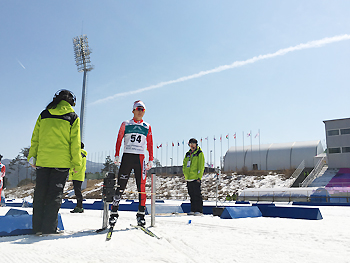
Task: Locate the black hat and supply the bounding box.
[0,154,3,161]
[54,89,76,106]
[189,138,198,145]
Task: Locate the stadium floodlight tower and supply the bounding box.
[72,34,94,140]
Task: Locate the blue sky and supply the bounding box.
[1,1,350,167]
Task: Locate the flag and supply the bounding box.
[178,142,180,146]
[247,132,251,137]
[200,138,202,142]
[226,135,229,139]
[214,136,216,140]
[182,140,184,145]
[205,137,208,140]
[158,144,162,148]
[220,136,222,141]
[255,132,259,138]
[172,142,174,147]
[233,133,236,139]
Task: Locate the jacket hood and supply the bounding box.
[49,100,74,116]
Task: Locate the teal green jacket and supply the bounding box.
[28,100,82,170]
[183,146,205,181]
[69,149,87,181]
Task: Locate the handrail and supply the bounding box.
[285,160,305,187]
[300,157,327,187]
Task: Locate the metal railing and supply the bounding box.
[285,160,305,187]
[300,157,327,187]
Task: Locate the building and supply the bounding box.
[324,118,350,168]
[223,140,324,172]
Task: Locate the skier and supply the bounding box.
[27,89,82,235]
[183,138,205,216]
[110,100,153,227]
[0,155,6,206]
[69,142,87,213]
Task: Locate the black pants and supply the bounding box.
[72,180,83,208]
[33,167,68,234]
[112,153,146,212]
[187,180,203,213]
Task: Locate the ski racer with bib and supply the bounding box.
[110,100,153,227]
[0,155,6,206]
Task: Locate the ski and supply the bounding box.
[130,224,161,239]
[106,226,114,241]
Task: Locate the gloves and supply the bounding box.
[114,156,120,165]
[28,157,36,168]
[146,161,153,170]
[29,157,36,165]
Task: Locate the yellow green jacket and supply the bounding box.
[183,146,205,181]
[69,149,87,181]
[27,100,82,170]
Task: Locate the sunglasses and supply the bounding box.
[135,107,145,112]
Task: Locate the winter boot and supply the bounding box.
[70,206,84,213]
[136,212,146,227]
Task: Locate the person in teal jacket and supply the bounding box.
[28,89,81,235]
[183,138,205,215]
[69,142,87,213]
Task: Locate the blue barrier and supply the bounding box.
[257,205,322,220]
[0,209,64,237]
[220,206,262,219]
[293,201,350,207]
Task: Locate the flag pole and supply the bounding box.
[235,133,237,171]
[250,130,253,170]
[242,131,244,168]
[259,129,261,170]
[220,134,222,169]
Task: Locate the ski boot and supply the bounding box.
[136,212,146,227]
[109,211,119,227]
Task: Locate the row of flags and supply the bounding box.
[156,132,260,148]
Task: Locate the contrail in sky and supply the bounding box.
[91,34,350,105]
[16,59,26,69]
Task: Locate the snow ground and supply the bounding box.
[1,202,350,263]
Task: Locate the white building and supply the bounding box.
[324,118,350,168]
[223,140,324,171]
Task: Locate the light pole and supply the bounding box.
[73,34,93,140]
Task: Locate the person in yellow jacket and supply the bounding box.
[28,89,81,235]
[69,142,87,213]
[183,138,205,216]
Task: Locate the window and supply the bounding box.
[342,147,350,153]
[327,129,339,136]
[328,147,341,154]
[340,128,350,135]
